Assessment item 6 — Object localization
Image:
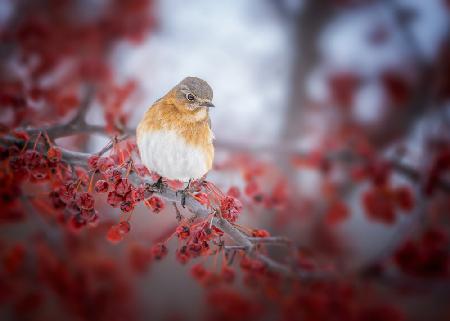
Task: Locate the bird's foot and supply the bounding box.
[177,179,193,208]
[172,202,184,222]
[152,177,165,194]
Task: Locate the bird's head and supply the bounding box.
[170,77,215,115]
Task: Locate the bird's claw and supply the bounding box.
[152,177,165,193]
[177,179,193,208]
[177,188,189,208]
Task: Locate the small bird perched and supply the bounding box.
[136,77,215,184]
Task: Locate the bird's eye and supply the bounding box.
[186,93,195,101]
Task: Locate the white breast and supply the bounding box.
[137,130,209,182]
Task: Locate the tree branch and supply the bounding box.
[1,84,446,281]
[18,84,133,140]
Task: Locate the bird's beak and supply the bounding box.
[201,101,215,108]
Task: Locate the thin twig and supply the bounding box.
[248,236,292,245]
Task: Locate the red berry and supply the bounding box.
[104,167,122,182]
[244,181,260,197]
[131,185,145,202]
[107,226,123,244]
[325,201,350,225]
[176,225,190,239]
[47,146,62,163]
[220,196,242,223]
[80,208,95,220]
[58,183,76,203]
[96,156,115,173]
[118,221,131,234]
[151,243,168,260]
[145,196,164,213]
[30,159,48,180]
[87,155,100,170]
[94,180,109,193]
[120,201,134,212]
[69,215,86,231]
[251,229,270,238]
[394,187,414,211]
[362,187,396,224]
[23,150,41,170]
[227,186,240,198]
[9,155,25,172]
[12,130,29,141]
[115,178,131,196]
[107,191,123,208]
[187,241,209,257]
[76,192,95,210]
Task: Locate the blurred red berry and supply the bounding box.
[23,150,41,170]
[151,243,168,260]
[106,226,123,244]
[328,71,361,107]
[69,215,86,231]
[129,244,152,273]
[325,201,350,225]
[3,244,26,274]
[244,180,259,197]
[12,130,29,141]
[191,264,207,281]
[251,229,270,238]
[394,187,414,211]
[362,187,396,224]
[227,186,240,198]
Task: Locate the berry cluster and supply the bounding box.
[354,160,415,224]
[395,227,449,277]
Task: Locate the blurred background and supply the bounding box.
[0,0,449,320]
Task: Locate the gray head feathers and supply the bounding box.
[177,77,213,100]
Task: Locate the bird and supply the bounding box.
[136,77,215,188]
